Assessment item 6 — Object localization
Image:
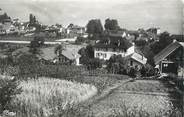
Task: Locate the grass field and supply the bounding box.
[89,80,182,117]
[11,77,97,117]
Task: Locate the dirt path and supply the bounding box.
[85,80,174,117]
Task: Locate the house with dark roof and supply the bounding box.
[40,46,81,65]
[94,35,147,68]
[154,40,184,77]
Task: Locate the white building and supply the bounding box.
[94,35,147,68]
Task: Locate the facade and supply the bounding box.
[154,40,184,77]
[94,35,133,60]
[125,52,147,69]
[94,35,147,67]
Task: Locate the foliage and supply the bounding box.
[0,76,21,113]
[104,18,120,31]
[75,36,87,44]
[54,44,64,61]
[15,54,40,79]
[0,12,11,23]
[10,78,97,117]
[134,40,147,47]
[107,55,128,74]
[150,32,173,55]
[140,64,155,77]
[86,19,103,36]
[86,58,103,70]
[128,67,136,78]
[79,44,94,65]
[29,36,45,55]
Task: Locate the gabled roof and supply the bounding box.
[94,35,132,51]
[40,47,57,60]
[125,52,147,65]
[41,46,81,61]
[62,49,81,60]
[154,41,184,65]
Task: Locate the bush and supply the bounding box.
[0,76,21,113]
[128,67,136,78]
[140,64,155,77]
[107,55,128,74]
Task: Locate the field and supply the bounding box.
[10,77,97,117]
[89,80,182,117]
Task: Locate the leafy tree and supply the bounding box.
[54,44,65,62]
[104,18,120,31]
[29,36,45,55]
[78,44,94,65]
[0,12,11,23]
[150,31,173,55]
[86,58,102,70]
[86,19,103,38]
[135,40,147,47]
[107,55,128,74]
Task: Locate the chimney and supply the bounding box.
[173,39,177,43]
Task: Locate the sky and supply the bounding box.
[0,0,183,34]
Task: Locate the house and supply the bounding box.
[40,46,81,65]
[125,52,147,69]
[93,34,147,67]
[66,24,86,38]
[154,40,184,77]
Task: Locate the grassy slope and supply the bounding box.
[87,80,180,117]
[11,77,97,117]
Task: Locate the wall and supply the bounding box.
[94,45,135,60]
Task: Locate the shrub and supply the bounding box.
[140,64,155,77]
[0,76,21,113]
[128,67,136,78]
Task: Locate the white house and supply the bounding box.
[94,35,147,67]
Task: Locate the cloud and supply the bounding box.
[0,0,182,34]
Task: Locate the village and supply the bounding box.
[0,4,183,117]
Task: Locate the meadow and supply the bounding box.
[10,77,97,117]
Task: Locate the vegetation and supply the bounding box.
[104,18,120,31]
[150,32,173,55]
[107,55,128,74]
[54,44,64,62]
[29,36,45,55]
[9,77,97,117]
[86,19,103,39]
[0,76,21,113]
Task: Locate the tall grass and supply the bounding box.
[10,77,97,117]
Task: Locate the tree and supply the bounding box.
[150,31,173,55]
[104,18,120,31]
[29,36,45,55]
[54,44,65,62]
[107,55,128,74]
[86,19,103,38]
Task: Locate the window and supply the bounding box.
[103,53,107,58]
[163,64,168,67]
[96,53,100,57]
[130,60,133,66]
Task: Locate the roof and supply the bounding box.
[125,52,147,65]
[40,45,82,61]
[12,47,30,57]
[94,35,132,51]
[62,49,81,60]
[40,47,57,60]
[154,41,184,65]
[171,34,184,42]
